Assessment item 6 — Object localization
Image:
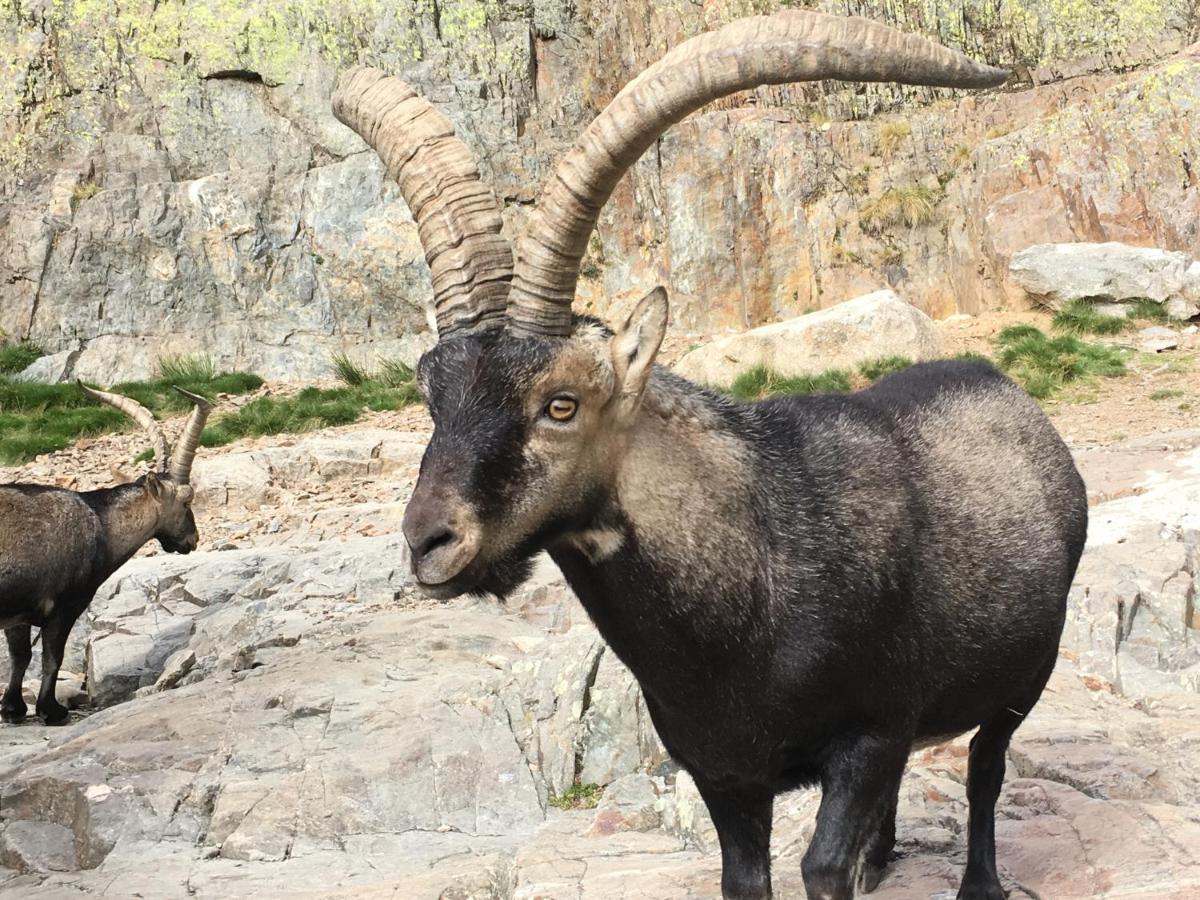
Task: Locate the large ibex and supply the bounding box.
[334,11,1086,900]
[0,385,211,725]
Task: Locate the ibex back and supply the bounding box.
[333,11,1087,900]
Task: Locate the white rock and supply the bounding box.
[674,290,941,386]
[1010,242,1200,319]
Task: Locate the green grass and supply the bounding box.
[994,325,1128,400]
[200,370,420,449]
[548,783,604,811]
[1052,298,1174,336]
[0,341,45,375]
[857,356,913,382]
[1128,298,1170,322]
[332,352,371,387]
[0,358,264,465]
[1149,388,1185,401]
[1052,300,1129,336]
[728,365,852,401]
[156,353,216,383]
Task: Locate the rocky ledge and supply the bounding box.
[1,430,1199,898]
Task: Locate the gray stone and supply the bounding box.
[1010,242,1200,319]
[0,821,78,873]
[13,347,80,384]
[674,290,942,387]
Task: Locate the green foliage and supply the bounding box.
[728,365,852,401]
[0,341,45,375]
[1051,300,1130,336]
[994,326,1128,399]
[858,184,940,233]
[1150,388,1185,401]
[0,366,262,465]
[858,356,914,381]
[200,364,420,448]
[548,783,604,811]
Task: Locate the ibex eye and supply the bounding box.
[546,397,578,422]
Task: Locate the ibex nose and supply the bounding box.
[402,489,480,589]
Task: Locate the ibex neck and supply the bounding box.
[551,375,771,677]
[87,483,161,569]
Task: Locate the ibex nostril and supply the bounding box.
[416,528,457,561]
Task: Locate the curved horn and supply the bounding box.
[332,67,514,338]
[167,388,212,485]
[507,10,1009,336]
[78,381,169,470]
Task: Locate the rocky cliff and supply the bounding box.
[2,1,1199,380]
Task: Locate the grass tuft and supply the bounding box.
[1128,298,1169,322]
[994,326,1127,400]
[858,184,940,233]
[0,340,46,375]
[876,120,912,155]
[332,352,371,387]
[548,783,604,811]
[728,365,852,402]
[157,353,217,383]
[858,356,914,382]
[1149,388,1185,401]
[1052,300,1129,336]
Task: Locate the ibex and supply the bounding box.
[0,385,211,725]
[334,12,1087,900]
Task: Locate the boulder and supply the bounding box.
[13,347,80,384]
[1010,243,1200,319]
[673,290,942,387]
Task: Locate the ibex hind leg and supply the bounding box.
[957,656,1057,900]
[2,624,32,723]
[861,779,902,893]
[36,609,80,726]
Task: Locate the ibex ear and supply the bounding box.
[611,287,668,420]
[145,471,164,500]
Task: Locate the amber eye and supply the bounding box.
[546,396,578,422]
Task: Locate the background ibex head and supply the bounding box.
[78,383,213,555]
[333,11,1007,598]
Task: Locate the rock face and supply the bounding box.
[1010,243,1200,319]
[2,425,1200,897]
[2,3,1199,379]
[674,290,941,385]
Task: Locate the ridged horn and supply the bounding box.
[507,10,1008,336]
[168,388,212,485]
[78,381,170,470]
[332,67,515,338]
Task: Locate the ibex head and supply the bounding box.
[78,384,213,555]
[333,11,1007,598]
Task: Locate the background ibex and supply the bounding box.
[334,11,1087,900]
[0,385,211,725]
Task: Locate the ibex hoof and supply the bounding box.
[0,706,27,724]
[37,703,69,726]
